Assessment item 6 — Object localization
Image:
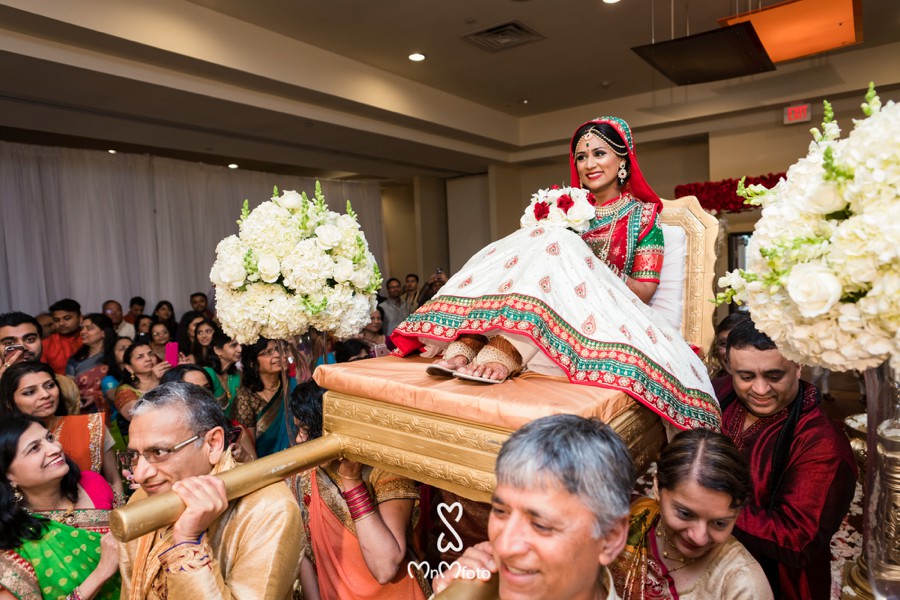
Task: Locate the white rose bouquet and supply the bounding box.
[519,186,597,233]
[717,84,900,373]
[210,182,382,344]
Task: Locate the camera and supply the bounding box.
[4,344,25,357]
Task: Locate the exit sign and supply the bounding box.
[784,103,812,125]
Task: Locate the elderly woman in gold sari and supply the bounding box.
[611,428,772,599]
[0,415,120,600]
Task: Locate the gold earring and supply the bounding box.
[12,485,23,505]
[618,161,628,182]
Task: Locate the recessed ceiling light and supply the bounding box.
[108,149,116,154]
[408,53,426,62]
[603,0,621,3]
[519,99,530,105]
[228,163,239,169]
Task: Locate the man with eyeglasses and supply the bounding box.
[118,382,302,599]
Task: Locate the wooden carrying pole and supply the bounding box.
[110,434,344,542]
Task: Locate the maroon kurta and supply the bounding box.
[721,382,856,600]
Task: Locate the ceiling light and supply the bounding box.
[228,163,239,169]
[108,149,116,154]
[408,53,426,62]
[519,99,530,105]
[603,0,621,4]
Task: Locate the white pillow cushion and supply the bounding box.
[649,223,686,333]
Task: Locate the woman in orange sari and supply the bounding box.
[289,382,430,600]
[0,361,125,503]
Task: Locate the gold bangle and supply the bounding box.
[353,508,376,522]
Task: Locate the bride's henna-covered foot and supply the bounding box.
[455,361,510,381]
[432,354,470,371]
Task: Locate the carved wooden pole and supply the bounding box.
[110,434,343,542]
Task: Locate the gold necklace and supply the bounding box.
[594,194,627,218]
[656,525,712,566]
[676,540,731,595]
[53,500,77,525]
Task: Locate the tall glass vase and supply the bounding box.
[864,361,900,598]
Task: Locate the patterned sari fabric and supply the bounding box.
[295,466,430,600]
[392,214,718,431]
[611,497,773,600]
[51,414,105,474]
[581,195,664,283]
[233,380,296,457]
[0,510,120,600]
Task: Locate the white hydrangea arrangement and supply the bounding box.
[210,182,382,344]
[718,84,900,373]
[519,186,598,233]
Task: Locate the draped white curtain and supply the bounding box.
[0,141,385,316]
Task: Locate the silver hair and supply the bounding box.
[495,414,635,538]
[131,382,230,438]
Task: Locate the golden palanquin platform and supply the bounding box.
[314,356,664,502]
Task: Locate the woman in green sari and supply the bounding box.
[0,415,120,600]
[233,338,296,458]
[204,330,243,417]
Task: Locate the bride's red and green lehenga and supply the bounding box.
[392,116,719,432]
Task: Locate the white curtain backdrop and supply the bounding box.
[0,141,385,316]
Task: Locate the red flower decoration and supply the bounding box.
[533,201,550,220]
[586,193,597,206]
[556,194,574,213]
[674,172,785,215]
[550,184,560,190]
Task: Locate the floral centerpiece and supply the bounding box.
[210,182,382,344]
[519,185,597,233]
[717,84,899,374]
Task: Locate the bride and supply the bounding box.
[391,116,719,432]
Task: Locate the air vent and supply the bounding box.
[462,21,545,53]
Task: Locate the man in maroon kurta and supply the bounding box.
[718,320,856,600]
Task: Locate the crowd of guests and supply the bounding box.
[0,287,857,599]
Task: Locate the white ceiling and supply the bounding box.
[0,0,897,180]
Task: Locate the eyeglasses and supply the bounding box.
[152,331,169,338]
[118,434,201,470]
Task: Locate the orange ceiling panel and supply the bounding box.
[719,0,862,63]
